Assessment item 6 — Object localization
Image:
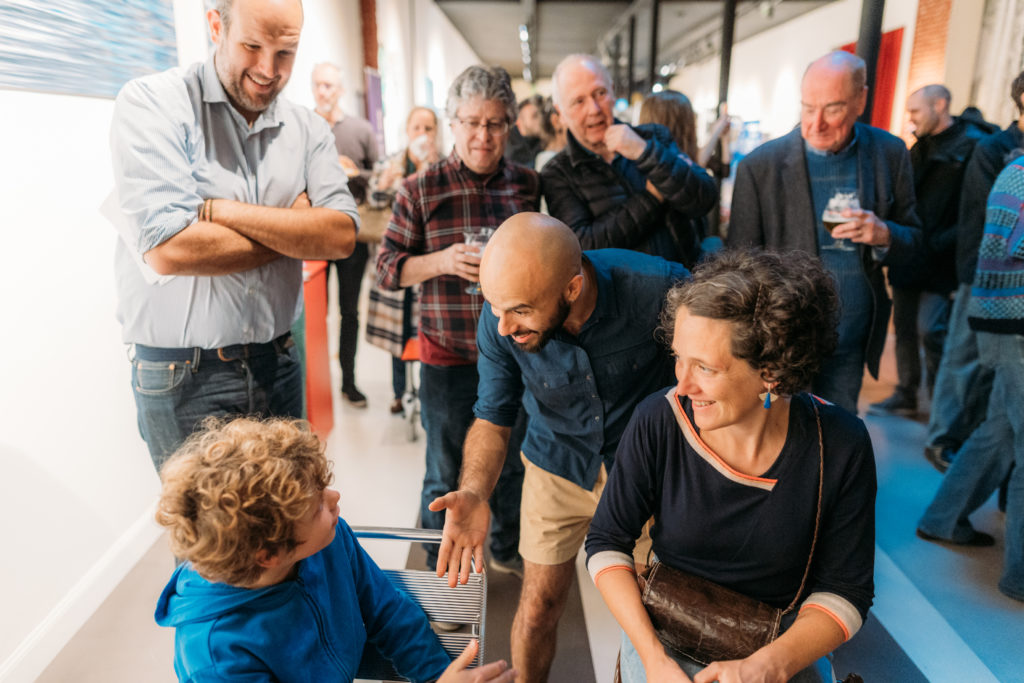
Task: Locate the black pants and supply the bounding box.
[331,241,370,390]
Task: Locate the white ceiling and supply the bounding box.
[435,0,836,84]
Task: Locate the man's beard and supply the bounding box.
[513,297,571,353]
[216,54,281,118]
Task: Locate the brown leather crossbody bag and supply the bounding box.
[638,395,824,666]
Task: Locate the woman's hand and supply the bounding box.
[693,650,787,683]
[643,652,694,682]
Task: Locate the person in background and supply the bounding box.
[154,416,517,682]
[367,106,442,414]
[917,155,1024,604]
[542,55,718,269]
[534,96,567,172]
[376,66,539,577]
[506,94,544,168]
[110,0,357,472]
[312,61,379,408]
[587,249,875,682]
[867,85,987,418]
[729,50,922,414]
[637,90,731,172]
[923,70,1024,472]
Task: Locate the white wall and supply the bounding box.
[669,0,920,145]
[0,1,362,680]
[376,0,481,156]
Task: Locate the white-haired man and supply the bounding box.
[541,53,717,268]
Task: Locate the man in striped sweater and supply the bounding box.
[917,155,1024,602]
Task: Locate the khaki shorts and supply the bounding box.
[519,454,608,565]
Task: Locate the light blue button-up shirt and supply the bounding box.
[110,55,358,348]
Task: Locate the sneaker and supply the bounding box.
[389,398,404,415]
[867,391,917,417]
[341,386,368,408]
[489,554,524,579]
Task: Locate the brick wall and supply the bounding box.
[360,0,378,70]
[906,0,952,93]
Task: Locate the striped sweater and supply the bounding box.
[969,155,1024,335]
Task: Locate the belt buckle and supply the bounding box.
[217,344,249,362]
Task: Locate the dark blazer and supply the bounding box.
[729,123,922,378]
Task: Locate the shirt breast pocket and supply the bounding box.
[599,341,661,387]
[525,371,580,410]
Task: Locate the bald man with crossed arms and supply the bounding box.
[430,213,687,682]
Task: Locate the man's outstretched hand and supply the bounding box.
[429,490,491,587]
[438,639,517,682]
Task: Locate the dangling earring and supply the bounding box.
[758,384,779,409]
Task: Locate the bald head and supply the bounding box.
[480,213,587,351]
[907,83,953,137]
[482,213,581,294]
[800,51,868,152]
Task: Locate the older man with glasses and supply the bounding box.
[729,50,922,414]
[376,65,539,577]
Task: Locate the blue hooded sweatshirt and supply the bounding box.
[154,517,451,682]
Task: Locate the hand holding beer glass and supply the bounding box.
[822,190,860,252]
[463,226,494,295]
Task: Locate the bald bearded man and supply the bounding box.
[430,213,687,682]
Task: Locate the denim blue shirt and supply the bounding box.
[474,249,687,489]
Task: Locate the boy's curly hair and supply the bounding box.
[658,249,839,396]
[155,417,333,586]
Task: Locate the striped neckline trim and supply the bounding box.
[664,388,778,491]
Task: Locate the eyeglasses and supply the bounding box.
[454,117,510,136]
[801,101,850,119]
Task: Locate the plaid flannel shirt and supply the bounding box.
[376,151,540,363]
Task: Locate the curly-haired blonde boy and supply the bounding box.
[154,416,515,683]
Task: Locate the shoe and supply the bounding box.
[867,391,917,417]
[389,398,404,415]
[489,554,524,579]
[916,528,995,547]
[434,621,462,632]
[341,386,368,408]
[924,444,954,473]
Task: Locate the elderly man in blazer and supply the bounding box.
[729,51,922,414]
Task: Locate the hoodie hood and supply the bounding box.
[155,561,297,628]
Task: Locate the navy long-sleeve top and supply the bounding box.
[586,389,876,640]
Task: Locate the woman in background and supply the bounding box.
[366,107,441,414]
[535,96,567,172]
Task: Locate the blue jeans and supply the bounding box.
[618,627,832,682]
[812,260,872,414]
[131,342,303,472]
[419,362,525,565]
[892,288,951,394]
[918,332,1024,599]
[926,284,993,450]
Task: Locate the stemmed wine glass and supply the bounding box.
[822,190,860,252]
[463,226,494,295]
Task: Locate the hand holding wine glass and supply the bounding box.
[463,226,495,295]
[822,190,859,252]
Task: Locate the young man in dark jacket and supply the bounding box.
[868,85,988,417]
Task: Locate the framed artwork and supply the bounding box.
[0,0,178,99]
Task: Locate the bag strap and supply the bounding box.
[782,394,824,615]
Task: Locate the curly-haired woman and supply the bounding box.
[585,250,876,682]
